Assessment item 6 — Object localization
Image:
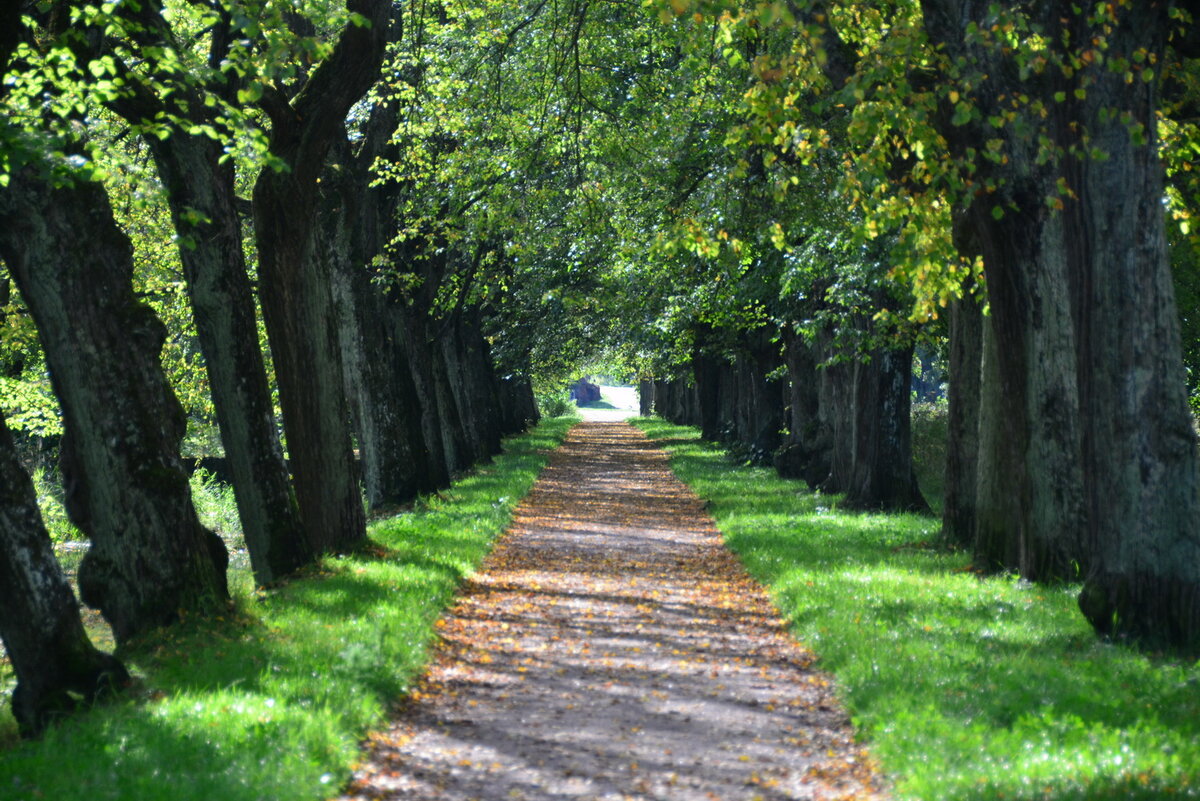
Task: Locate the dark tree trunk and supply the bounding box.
[96,0,307,585]
[816,335,856,495]
[251,0,389,553]
[638,379,655,417]
[775,327,830,487]
[255,180,365,553]
[923,1,1200,644]
[843,343,929,513]
[943,289,983,548]
[497,374,539,434]
[0,415,129,738]
[430,333,472,473]
[972,313,1026,571]
[692,335,722,441]
[0,168,228,644]
[148,134,309,583]
[396,305,453,488]
[323,140,433,510]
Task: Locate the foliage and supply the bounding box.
[910,399,948,514]
[188,468,241,540]
[535,387,576,419]
[635,417,1200,801]
[30,467,82,544]
[0,418,574,799]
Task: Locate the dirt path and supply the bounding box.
[340,421,886,800]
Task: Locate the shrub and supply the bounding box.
[910,399,948,513]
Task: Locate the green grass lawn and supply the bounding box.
[0,416,575,801]
[634,417,1200,801]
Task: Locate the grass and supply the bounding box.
[633,417,1200,801]
[0,415,576,801]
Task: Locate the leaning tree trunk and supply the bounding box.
[0,167,228,644]
[0,415,129,738]
[91,0,308,585]
[923,0,1200,645]
[251,0,389,553]
[148,133,309,583]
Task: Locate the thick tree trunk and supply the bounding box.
[497,374,538,434]
[396,305,453,488]
[943,292,983,548]
[147,134,309,583]
[323,145,433,509]
[254,182,365,554]
[924,1,1200,644]
[0,415,129,738]
[95,0,307,584]
[843,344,929,513]
[430,335,472,473]
[638,379,655,417]
[775,327,829,486]
[250,0,389,553]
[972,313,1026,571]
[0,168,228,644]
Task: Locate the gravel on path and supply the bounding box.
[339,421,887,801]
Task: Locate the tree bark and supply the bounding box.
[0,414,129,738]
[0,167,228,644]
[149,134,309,583]
[638,379,655,417]
[251,0,390,553]
[943,291,983,548]
[843,343,929,513]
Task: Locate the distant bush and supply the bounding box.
[538,388,575,418]
[911,399,948,513]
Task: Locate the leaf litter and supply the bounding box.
[339,421,887,800]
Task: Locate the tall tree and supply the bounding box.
[0,162,229,643]
[68,0,310,584]
[252,0,391,553]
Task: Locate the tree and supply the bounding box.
[0,414,128,737]
[65,0,310,584]
[720,0,1200,644]
[251,0,392,554]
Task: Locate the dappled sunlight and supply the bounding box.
[637,418,1200,801]
[341,421,885,800]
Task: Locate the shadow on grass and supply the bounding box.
[0,417,576,801]
[634,417,1200,801]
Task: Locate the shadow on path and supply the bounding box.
[339,421,886,800]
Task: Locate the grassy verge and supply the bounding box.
[0,416,576,801]
[633,417,1200,801]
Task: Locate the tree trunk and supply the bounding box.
[255,180,365,553]
[943,291,983,548]
[147,134,309,583]
[94,0,308,585]
[323,144,432,510]
[0,167,228,644]
[395,305,453,488]
[843,343,929,512]
[775,327,829,486]
[924,1,1200,644]
[638,379,655,417]
[250,0,390,553]
[0,415,129,738]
